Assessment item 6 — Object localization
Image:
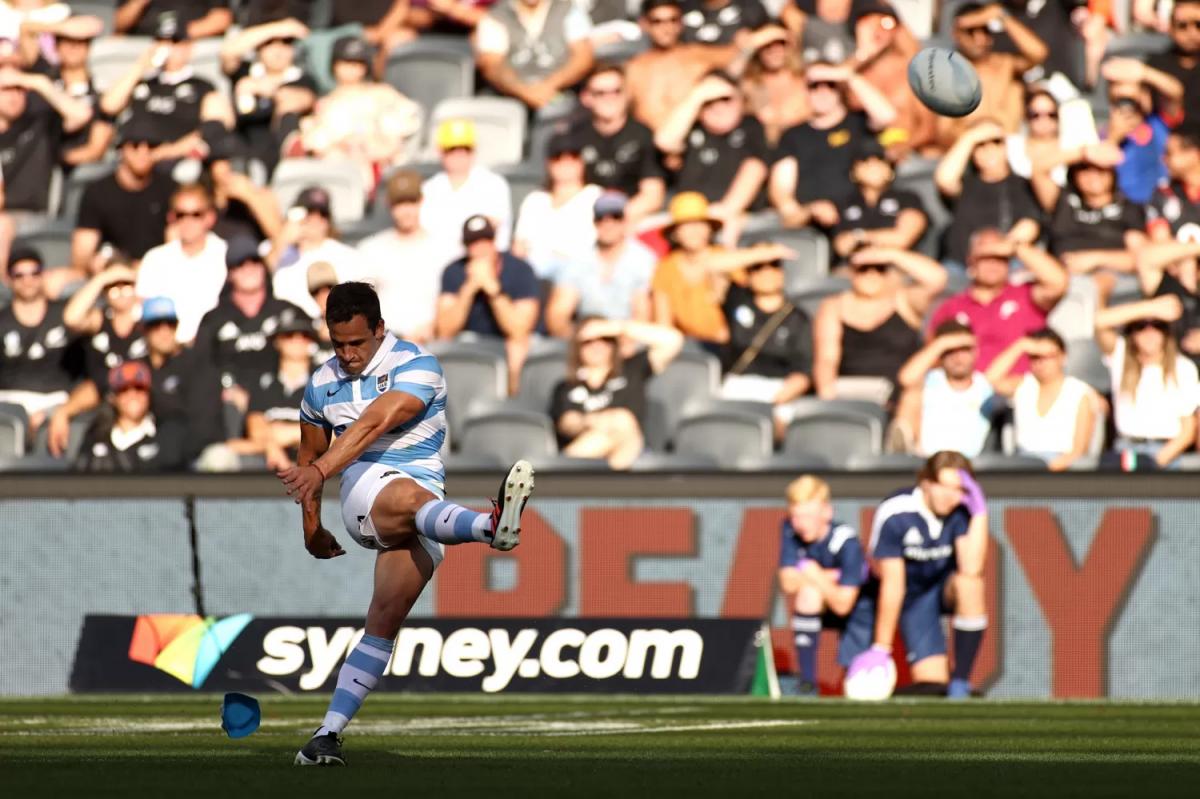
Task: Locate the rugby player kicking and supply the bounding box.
[278,282,534,765]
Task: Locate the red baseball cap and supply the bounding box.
[109,361,152,392]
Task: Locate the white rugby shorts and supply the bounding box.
[339,461,446,567]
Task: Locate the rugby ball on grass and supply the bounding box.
[844,655,897,701]
[907,47,983,118]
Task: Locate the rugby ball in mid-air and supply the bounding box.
[907,47,983,118]
[843,656,897,701]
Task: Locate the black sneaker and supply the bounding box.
[294,731,345,766]
[488,460,535,551]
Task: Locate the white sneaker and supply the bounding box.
[488,460,535,551]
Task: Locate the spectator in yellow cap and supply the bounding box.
[650,192,794,346]
[420,118,513,259]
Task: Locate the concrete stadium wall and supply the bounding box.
[1,474,1195,698]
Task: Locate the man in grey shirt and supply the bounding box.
[545,192,657,336]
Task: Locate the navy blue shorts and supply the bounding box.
[832,576,952,666]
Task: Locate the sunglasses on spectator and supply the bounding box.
[806,80,838,91]
[850,263,890,275]
[171,208,208,219]
[144,319,179,330]
[1110,97,1141,112]
[1027,108,1057,120]
[1127,319,1169,333]
[647,14,682,25]
[262,37,297,46]
[594,212,625,222]
[579,336,617,345]
[1173,19,1200,31]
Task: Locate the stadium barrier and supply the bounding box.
[2,473,1196,699]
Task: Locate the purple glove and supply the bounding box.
[846,645,892,682]
[959,469,987,516]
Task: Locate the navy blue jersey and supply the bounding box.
[778,519,868,588]
[869,487,970,592]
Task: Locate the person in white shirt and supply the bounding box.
[135,184,228,343]
[267,185,360,318]
[512,131,602,279]
[356,170,451,344]
[1095,295,1199,469]
[420,119,513,259]
[892,320,999,457]
[985,328,1101,471]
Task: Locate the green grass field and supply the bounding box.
[1,696,1198,797]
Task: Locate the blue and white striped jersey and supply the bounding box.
[299,333,446,492]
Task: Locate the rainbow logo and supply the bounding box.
[128,613,253,688]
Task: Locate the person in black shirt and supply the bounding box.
[60,260,146,391]
[193,235,306,416]
[140,296,225,464]
[242,307,316,470]
[74,360,188,473]
[240,0,315,28]
[830,137,928,262]
[719,257,813,436]
[1145,0,1200,124]
[116,1,233,39]
[43,15,115,171]
[72,119,178,271]
[770,60,897,225]
[655,71,770,231]
[550,317,683,469]
[0,61,93,213]
[1147,124,1200,245]
[572,63,666,226]
[1032,143,1146,280]
[219,17,317,176]
[935,119,1042,268]
[680,0,770,46]
[0,246,84,436]
[100,13,235,165]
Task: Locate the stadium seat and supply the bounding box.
[425,97,527,168]
[236,454,268,472]
[222,401,245,440]
[383,36,475,127]
[673,410,773,468]
[844,452,924,471]
[527,103,575,166]
[645,349,721,447]
[516,350,567,414]
[88,35,152,92]
[70,0,117,35]
[970,453,1049,472]
[743,226,830,295]
[893,159,951,259]
[435,346,507,435]
[459,405,557,463]
[593,35,649,65]
[32,411,95,462]
[1065,337,1111,395]
[0,409,24,459]
[526,454,612,472]
[0,454,69,473]
[789,276,850,318]
[15,221,75,270]
[628,452,721,471]
[740,452,833,471]
[271,158,366,224]
[443,452,504,471]
[1174,453,1200,471]
[783,399,888,467]
[498,162,547,220]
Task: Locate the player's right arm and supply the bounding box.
[296,421,343,559]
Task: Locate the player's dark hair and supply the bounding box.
[1027,327,1066,352]
[918,451,975,483]
[954,2,987,20]
[933,319,974,338]
[326,282,382,329]
[641,0,681,16]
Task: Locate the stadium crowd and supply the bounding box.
[0,0,1198,473]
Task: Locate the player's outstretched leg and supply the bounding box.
[412,460,535,551]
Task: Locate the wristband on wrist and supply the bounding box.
[311,461,328,481]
